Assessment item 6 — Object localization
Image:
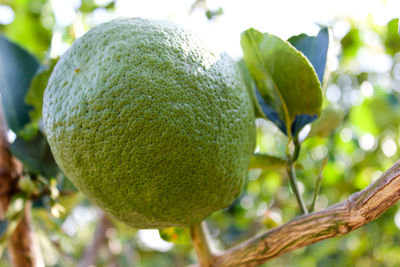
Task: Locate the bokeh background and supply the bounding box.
[1,0,400,266]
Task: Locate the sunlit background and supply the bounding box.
[1,0,400,266]
[1,0,399,58]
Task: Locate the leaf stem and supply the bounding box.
[292,137,301,162]
[190,221,215,267]
[286,139,308,214]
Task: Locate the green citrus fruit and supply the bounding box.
[43,18,255,229]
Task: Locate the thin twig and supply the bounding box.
[310,158,328,212]
[287,157,308,214]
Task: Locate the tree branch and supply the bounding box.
[209,159,400,267]
[0,100,44,267]
[309,158,327,212]
[8,201,44,267]
[0,105,20,220]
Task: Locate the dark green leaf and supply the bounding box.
[241,28,322,137]
[105,1,116,10]
[205,7,224,20]
[254,88,287,133]
[288,27,329,85]
[0,35,39,133]
[10,131,59,178]
[291,114,318,138]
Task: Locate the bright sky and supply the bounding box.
[46,0,400,58]
[116,0,399,54]
[0,0,398,59]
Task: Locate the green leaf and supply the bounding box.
[159,227,191,245]
[18,175,40,195]
[249,154,287,170]
[25,58,58,125]
[384,18,400,56]
[341,27,363,60]
[237,59,264,119]
[10,131,59,178]
[249,153,303,170]
[241,28,322,137]
[205,7,224,20]
[17,121,39,141]
[0,35,39,133]
[308,105,345,138]
[288,27,329,85]
[239,56,288,130]
[287,28,330,137]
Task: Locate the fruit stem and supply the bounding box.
[190,221,215,267]
[286,138,308,215]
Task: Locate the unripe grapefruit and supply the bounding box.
[43,18,255,228]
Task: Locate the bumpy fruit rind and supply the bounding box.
[43,18,255,228]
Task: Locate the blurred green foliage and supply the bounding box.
[0,0,52,58]
[0,1,400,267]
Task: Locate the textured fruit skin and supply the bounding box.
[43,18,255,229]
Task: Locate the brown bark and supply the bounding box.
[8,202,44,267]
[0,105,44,267]
[0,110,20,219]
[208,160,400,267]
